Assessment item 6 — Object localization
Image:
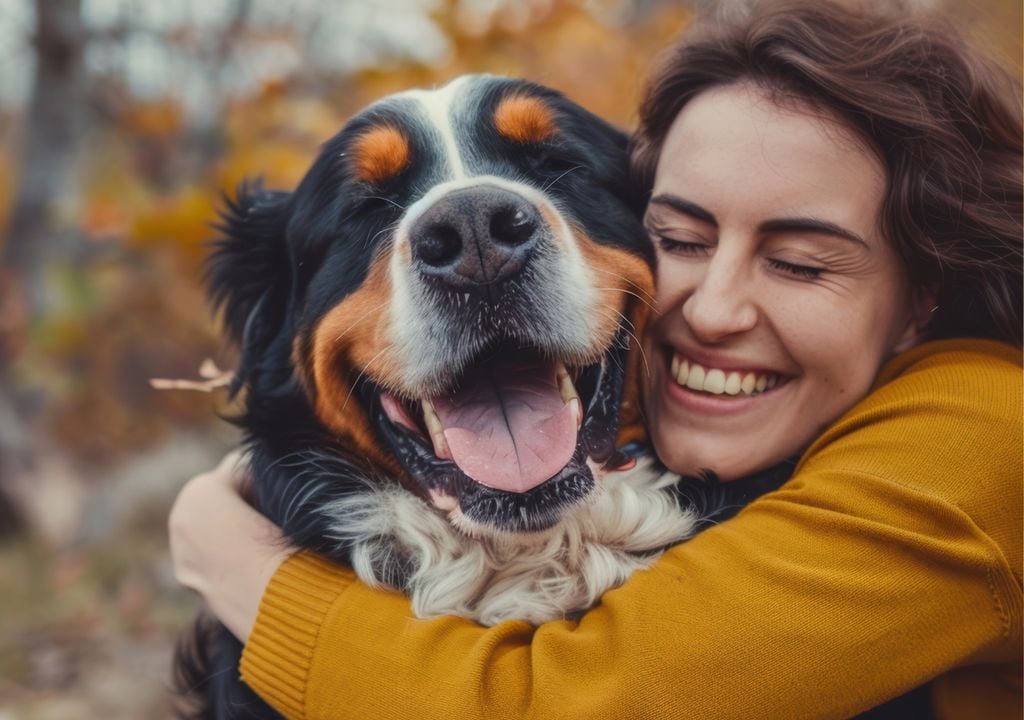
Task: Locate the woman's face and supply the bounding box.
[641,83,923,481]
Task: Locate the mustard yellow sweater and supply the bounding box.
[240,339,1023,720]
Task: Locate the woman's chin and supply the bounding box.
[649,427,789,483]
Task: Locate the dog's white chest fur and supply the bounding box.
[323,458,696,625]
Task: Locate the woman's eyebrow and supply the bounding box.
[758,218,868,248]
[650,194,868,248]
[648,194,717,225]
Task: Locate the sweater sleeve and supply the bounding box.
[239,339,1022,720]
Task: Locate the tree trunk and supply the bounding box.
[3,0,85,292]
[0,0,86,540]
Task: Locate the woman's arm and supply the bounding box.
[171,339,1023,720]
[168,450,294,641]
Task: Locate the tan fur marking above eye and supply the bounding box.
[352,125,411,184]
[494,94,556,144]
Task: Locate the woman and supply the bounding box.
[169,1,1022,718]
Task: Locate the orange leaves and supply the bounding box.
[358,0,693,128]
[129,189,216,269]
[119,100,184,139]
[215,143,311,195]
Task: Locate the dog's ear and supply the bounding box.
[206,179,293,395]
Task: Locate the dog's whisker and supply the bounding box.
[332,298,393,344]
[595,306,651,381]
[587,267,656,304]
[366,219,402,250]
[360,195,407,210]
[587,265,655,293]
[540,164,584,193]
[340,345,394,413]
[592,285,657,312]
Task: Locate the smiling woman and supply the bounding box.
[168,1,1022,718]
[642,83,926,481]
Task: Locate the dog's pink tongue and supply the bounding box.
[431,360,576,494]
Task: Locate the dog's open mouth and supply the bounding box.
[367,329,630,533]
[382,349,582,493]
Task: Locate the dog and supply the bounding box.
[174,75,792,719]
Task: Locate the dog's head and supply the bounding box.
[209,75,653,535]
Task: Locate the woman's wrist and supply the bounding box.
[168,451,295,641]
[202,501,293,641]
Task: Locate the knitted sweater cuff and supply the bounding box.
[240,551,356,719]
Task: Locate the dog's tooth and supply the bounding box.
[423,400,453,460]
[556,361,579,404]
[421,399,452,459]
[431,431,452,460]
[422,398,440,430]
[570,397,582,429]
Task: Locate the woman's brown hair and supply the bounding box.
[632,0,1023,346]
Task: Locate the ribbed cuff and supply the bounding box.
[240,552,356,719]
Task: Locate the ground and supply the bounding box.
[0,430,235,719]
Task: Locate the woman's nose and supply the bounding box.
[680,254,758,342]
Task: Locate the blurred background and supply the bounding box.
[0,0,1017,717]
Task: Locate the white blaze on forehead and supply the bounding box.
[399,75,474,181]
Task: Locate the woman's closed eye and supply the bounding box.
[766,257,826,279]
[650,233,711,256]
[655,235,827,280]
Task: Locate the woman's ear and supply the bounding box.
[205,179,293,394]
[892,287,938,354]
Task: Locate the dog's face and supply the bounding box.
[212,75,653,535]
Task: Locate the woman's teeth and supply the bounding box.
[670,355,779,396]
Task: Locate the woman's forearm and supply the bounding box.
[168,451,293,641]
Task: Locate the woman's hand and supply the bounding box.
[168,450,294,641]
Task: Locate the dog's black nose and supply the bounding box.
[410,186,541,292]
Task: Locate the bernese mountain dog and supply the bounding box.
[175,75,791,720]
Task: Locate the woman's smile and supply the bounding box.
[657,344,791,416]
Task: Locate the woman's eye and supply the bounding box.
[767,258,825,279]
[654,236,709,256]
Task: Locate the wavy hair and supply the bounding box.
[632,0,1023,345]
